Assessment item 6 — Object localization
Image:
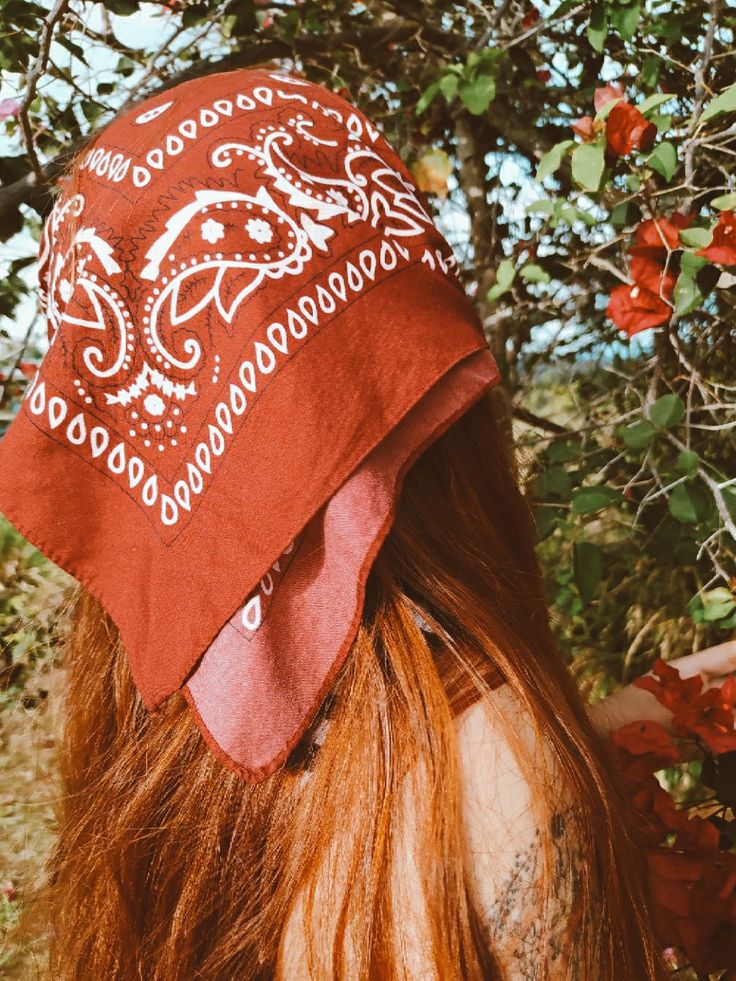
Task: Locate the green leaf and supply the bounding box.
[488,257,516,302]
[701,588,736,622]
[571,142,605,192]
[647,141,677,181]
[81,100,104,124]
[535,506,561,540]
[619,420,656,449]
[115,55,137,77]
[595,97,621,122]
[649,393,685,428]
[574,541,604,604]
[458,74,496,115]
[526,199,555,216]
[519,263,551,284]
[587,3,608,52]
[680,226,713,249]
[537,466,573,502]
[611,1,640,40]
[496,258,516,290]
[56,35,88,65]
[609,202,632,228]
[703,600,736,622]
[105,0,139,13]
[574,207,598,226]
[438,74,459,100]
[701,83,736,123]
[669,484,698,523]
[486,284,507,302]
[182,3,211,28]
[415,81,440,116]
[549,0,580,18]
[638,93,674,115]
[536,140,575,182]
[676,450,699,474]
[571,486,622,515]
[711,192,736,211]
[680,251,708,276]
[673,272,703,317]
[556,201,579,225]
[641,55,661,90]
[649,113,672,134]
[547,440,581,463]
[221,13,238,37]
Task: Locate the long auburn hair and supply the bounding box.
[31,388,667,980]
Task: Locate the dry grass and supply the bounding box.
[0,667,62,979]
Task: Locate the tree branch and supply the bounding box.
[18,0,71,183]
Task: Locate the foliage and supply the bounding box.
[610,661,736,976]
[0,516,70,709]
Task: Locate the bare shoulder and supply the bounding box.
[455,687,590,980]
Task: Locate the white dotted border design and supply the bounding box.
[78,74,384,191]
[25,236,417,530]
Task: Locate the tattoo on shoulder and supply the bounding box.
[480,806,592,980]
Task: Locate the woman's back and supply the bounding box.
[277,685,595,981]
[277,684,592,980]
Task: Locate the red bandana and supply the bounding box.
[0,68,499,780]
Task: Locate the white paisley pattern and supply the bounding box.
[28,72,462,535]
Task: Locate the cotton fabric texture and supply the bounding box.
[0,68,500,781]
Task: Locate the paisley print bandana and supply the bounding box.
[0,67,500,781]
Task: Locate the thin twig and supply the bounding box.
[18,0,71,183]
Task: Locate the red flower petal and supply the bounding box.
[635,214,693,252]
[0,97,21,122]
[697,210,736,266]
[629,248,677,295]
[594,82,625,114]
[606,102,658,157]
[635,659,703,713]
[572,115,595,141]
[611,720,680,763]
[522,5,541,29]
[607,283,672,335]
[18,361,38,381]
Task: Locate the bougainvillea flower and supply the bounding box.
[607,283,672,335]
[611,719,680,764]
[606,101,658,156]
[522,5,541,29]
[608,661,736,974]
[608,214,693,336]
[629,249,677,295]
[17,361,38,382]
[635,659,705,714]
[647,849,736,977]
[696,210,736,266]
[635,213,693,252]
[572,115,596,141]
[0,97,20,121]
[594,82,625,113]
[636,658,736,754]
[675,689,736,755]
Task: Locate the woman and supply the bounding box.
[1,66,733,980]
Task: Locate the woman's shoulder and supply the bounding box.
[455,687,590,978]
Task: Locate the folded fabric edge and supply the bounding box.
[181,349,501,783]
